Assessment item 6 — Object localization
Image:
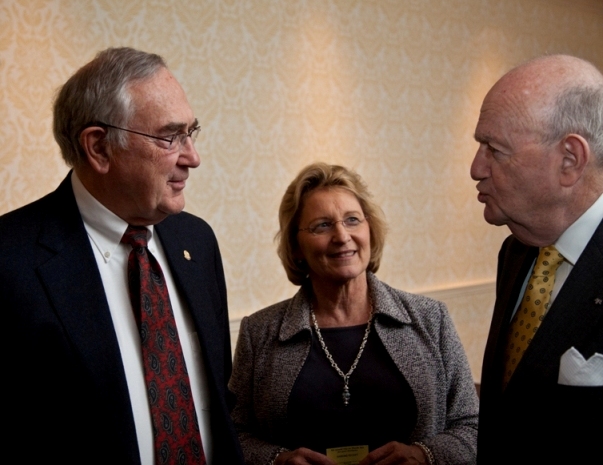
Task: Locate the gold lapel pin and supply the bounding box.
[183,250,191,261]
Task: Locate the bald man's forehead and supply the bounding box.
[481,79,546,137]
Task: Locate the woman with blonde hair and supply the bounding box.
[230,162,478,465]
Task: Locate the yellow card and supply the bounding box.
[326,445,369,465]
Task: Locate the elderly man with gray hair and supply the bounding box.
[1,47,244,465]
[471,54,603,465]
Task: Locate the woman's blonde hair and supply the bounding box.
[276,162,387,285]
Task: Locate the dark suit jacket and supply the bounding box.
[1,173,244,464]
[477,220,603,465]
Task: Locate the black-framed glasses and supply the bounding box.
[97,122,201,150]
[298,216,369,235]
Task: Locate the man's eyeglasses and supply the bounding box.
[298,216,369,235]
[97,122,201,150]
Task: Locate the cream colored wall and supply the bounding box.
[2,0,602,380]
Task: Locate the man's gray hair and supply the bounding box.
[53,47,167,168]
[543,85,603,164]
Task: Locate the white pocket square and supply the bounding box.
[558,347,603,386]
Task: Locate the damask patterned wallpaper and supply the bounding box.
[1,0,602,377]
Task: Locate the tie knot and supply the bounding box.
[533,245,564,276]
[121,225,149,249]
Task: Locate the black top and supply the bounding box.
[286,323,417,454]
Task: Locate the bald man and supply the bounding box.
[471,55,603,465]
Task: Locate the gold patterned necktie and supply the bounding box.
[503,245,564,388]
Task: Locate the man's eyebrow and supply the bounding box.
[160,118,199,133]
[474,132,493,144]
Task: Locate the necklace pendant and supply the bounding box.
[342,385,351,406]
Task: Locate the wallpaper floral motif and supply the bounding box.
[1,0,601,377]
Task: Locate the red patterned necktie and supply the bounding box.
[122,225,205,465]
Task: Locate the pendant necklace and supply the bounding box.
[310,299,373,407]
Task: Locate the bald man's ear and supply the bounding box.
[79,126,112,174]
[559,134,590,187]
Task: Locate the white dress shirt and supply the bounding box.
[71,173,214,464]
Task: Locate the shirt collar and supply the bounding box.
[71,172,155,263]
[555,193,603,266]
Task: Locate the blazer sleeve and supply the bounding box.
[229,316,285,465]
[424,302,478,465]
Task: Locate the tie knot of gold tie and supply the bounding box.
[533,245,564,277]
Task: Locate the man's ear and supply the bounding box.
[559,134,590,187]
[79,126,112,174]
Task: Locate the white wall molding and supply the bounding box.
[413,279,496,303]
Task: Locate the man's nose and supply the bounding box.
[179,138,201,168]
[470,146,489,181]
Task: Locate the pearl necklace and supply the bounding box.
[310,301,374,407]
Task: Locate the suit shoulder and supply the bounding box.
[242,299,292,330]
[0,191,55,226]
[368,276,453,342]
[373,276,447,318]
[161,210,215,235]
[237,298,297,351]
[157,211,220,254]
[394,289,450,330]
[0,191,62,247]
[0,175,73,235]
[392,286,444,310]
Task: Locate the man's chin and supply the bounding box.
[159,198,186,217]
[157,208,184,220]
[483,208,507,227]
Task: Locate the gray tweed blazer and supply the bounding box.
[229,272,478,465]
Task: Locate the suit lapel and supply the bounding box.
[156,216,245,463]
[36,175,139,458]
[155,218,227,390]
[481,237,537,392]
[515,220,603,382]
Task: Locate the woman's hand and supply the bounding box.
[359,442,428,465]
[274,447,337,465]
